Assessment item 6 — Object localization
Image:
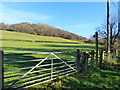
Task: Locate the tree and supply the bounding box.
[96,14,120,51]
[0,23,10,29]
[1,22,88,41]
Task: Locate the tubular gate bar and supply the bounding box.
[1,50,111,89]
[1,51,77,89]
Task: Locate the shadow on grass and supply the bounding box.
[44,44,97,49]
[3,46,76,74]
[2,47,76,53]
[3,46,76,71]
[4,55,40,71]
[38,64,120,89]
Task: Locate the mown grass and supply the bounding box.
[1,39,104,89]
[3,30,119,89]
[2,39,119,89]
[0,30,82,43]
[1,40,104,54]
[1,40,78,88]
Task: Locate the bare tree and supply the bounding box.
[96,14,120,51]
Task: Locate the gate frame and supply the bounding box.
[2,51,77,89]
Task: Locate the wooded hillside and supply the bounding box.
[0,22,88,41]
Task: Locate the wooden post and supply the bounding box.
[84,53,89,73]
[81,52,85,73]
[0,51,4,90]
[76,49,81,73]
[95,32,99,68]
[81,52,88,74]
[99,50,103,68]
[89,50,95,70]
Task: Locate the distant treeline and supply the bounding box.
[0,22,88,41]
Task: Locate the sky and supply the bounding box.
[0,1,118,38]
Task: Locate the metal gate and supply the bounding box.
[3,51,77,89]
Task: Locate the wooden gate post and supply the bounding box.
[76,49,81,73]
[84,53,89,73]
[99,50,103,68]
[81,52,85,73]
[0,51,4,90]
[89,50,95,70]
[81,52,89,74]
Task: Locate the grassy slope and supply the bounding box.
[2,40,102,54]
[0,30,82,43]
[2,30,118,89]
[1,30,104,53]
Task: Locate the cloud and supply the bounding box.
[1,4,52,24]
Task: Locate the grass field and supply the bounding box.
[1,30,119,89]
[1,30,82,43]
[31,68,120,89]
[1,30,104,54]
[2,40,104,53]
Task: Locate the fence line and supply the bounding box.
[1,49,116,89]
[2,51,76,89]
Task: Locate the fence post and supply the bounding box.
[95,32,98,68]
[76,49,81,73]
[84,53,89,73]
[81,52,85,73]
[81,52,88,74]
[89,50,95,70]
[0,51,4,90]
[99,50,103,68]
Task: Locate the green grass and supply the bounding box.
[1,29,104,54]
[1,39,100,89]
[1,40,104,54]
[1,30,113,89]
[1,30,82,43]
[29,68,120,89]
[2,39,118,89]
